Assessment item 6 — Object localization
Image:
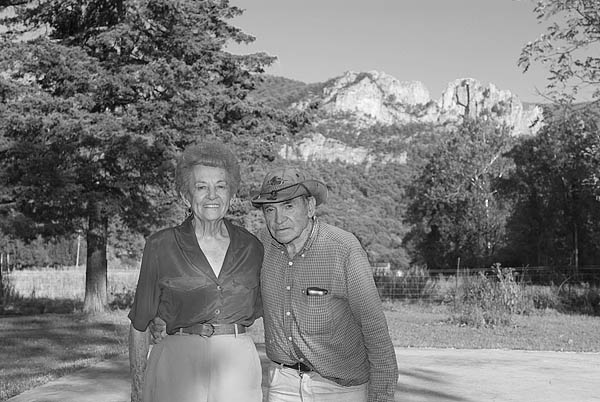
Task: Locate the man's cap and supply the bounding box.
[251,168,328,206]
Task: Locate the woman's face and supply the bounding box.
[185,165,232,223]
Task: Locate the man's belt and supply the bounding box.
[173,323,246,337]
[278,361,312,372]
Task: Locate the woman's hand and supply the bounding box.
[129,324,150,402]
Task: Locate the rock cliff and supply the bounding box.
[318,70,432,125]
[279,133,407,167]
[282,71,544,164]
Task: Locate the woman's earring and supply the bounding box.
[186,206,193,217]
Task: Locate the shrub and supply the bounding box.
[109,287,135,310]
[561,283,600,316]
[374,265,434,300]
[526,285,562,311]
[451,264,530,327]
[399,265,435,299]
[1,272,20,307]
[428,273,458,303]
[494,264,531,315]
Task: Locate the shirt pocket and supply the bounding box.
[294,293,333,336]
[231,274,261,317]
[160,276,214,314]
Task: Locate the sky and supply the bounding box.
[227,0,551,103]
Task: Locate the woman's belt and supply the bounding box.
[172,323,246,337]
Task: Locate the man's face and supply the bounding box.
[262,196,315,249]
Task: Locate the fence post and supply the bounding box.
[0,253,3,301]
[454,257,461,309]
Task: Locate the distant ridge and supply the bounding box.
[253,71,544,136]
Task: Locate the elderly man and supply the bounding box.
[251,167,398,402]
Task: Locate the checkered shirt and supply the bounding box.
[260,218,398,402]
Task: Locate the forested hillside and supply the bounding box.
[243,74,600,273]
[247,75,325,109]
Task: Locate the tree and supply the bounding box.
[403,120,515,270]
[0,0,295,312]
[519,0,600,102]
[317,161,411,270]
[502,106,600,268]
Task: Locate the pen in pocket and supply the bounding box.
[306,287,328,296]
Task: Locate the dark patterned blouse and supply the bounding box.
[129,216,263,334]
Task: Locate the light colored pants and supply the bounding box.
[143,333,262,402]
[267,363,368,402]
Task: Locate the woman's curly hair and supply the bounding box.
[175,143,241,199]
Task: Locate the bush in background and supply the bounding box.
[1,272,19,308]
[561,283,600,316]
[375,265,435,300]
[451,264,532,327]
[525,284,562,310]
[109,287,136,310]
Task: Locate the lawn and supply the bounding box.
[1,302,600,401]
[383,301,600,352]
[0,311,129,401]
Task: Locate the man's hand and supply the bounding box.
[150,316,167,344]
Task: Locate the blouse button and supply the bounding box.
[215,309,221,315]
[288,336,292,341]
[286,286,291,291]
[288,261,293,266]
[216,285,222,291]
[286,311,291,316]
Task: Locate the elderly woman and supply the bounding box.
[128,143,263,402]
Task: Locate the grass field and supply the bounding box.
[4,267,139,300]
[1,268,600,401]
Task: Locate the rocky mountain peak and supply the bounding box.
[438,78,543,135]
[296,71,543,136]
[323,70,431,105]
[281,71,545,165]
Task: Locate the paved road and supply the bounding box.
[7,346,600,402]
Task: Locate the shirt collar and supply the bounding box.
[177,215,240,252]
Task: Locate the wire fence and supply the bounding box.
[373,265,600,301]
[2,263,599,308]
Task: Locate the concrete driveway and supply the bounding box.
[6,346,600,402]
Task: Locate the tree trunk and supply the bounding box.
[573,222,579,277]
[83,201,108,313]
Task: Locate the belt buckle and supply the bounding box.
[295,363,308,377]
[204,323,215,337]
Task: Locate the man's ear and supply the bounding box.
[307,196,317,218]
